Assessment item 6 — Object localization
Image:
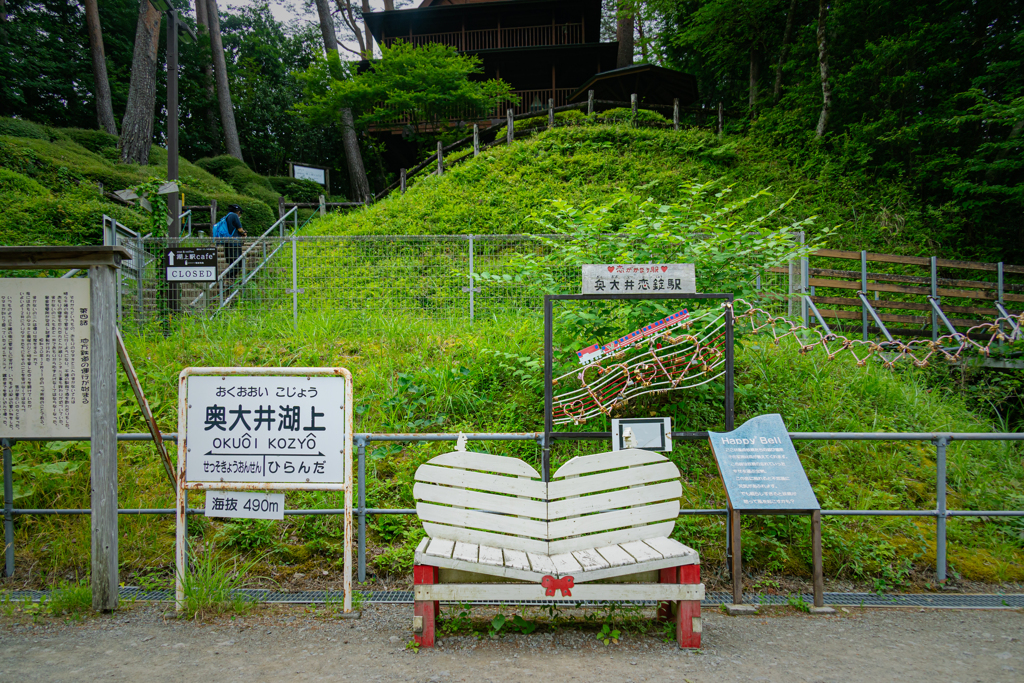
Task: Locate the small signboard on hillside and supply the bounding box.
[708,413,819,512]
[582,264,695,294]
[164,247,217,283]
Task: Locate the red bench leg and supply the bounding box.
[657,566,677,621]
[413,565,439,647]
[677,563,701,649]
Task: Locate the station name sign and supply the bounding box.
[708,414,819,512]
[582,264,695,295]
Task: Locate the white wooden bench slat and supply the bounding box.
[620,540,664,563]
[418,503,548,539]
[550,552,583,575]
[595,544,636,568]
[423,522,549,555]
[428,451,541,478]
[547,520,677,555]
[643,536,695,560]
[527,552,557,575]
[547,480,683,519]
[453,541,479,563]
[415,583,705,602]
[478,545,504,567]
[553,449,667,478]
[547,500,680,539]
[416,464,548,499]
[425,537,455,559]
[502,548,531,572]
[415,537,431,554]
[571,548,610,571]
[547,462,680,499]
[413,482,548,519]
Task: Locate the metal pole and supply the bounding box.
[936,436,949,582]
[630,93,637,123]
[291,236,298,330]
[357,437,366,582]
[997,262,1004,343]
[3,438,13,577]
[673,98,679,131]
[861,250,868,341]
[90,263,119,611]
[472,124,479,157]
[165,9,180,317]
[731,508,742,604]
[812,509,823,607]
[543,296,553,482]
[725,300,734,430]
[801,256,809,329]
[468,235,475,324]
[507,109,514,144]
[931,256,938,342]
[400,168,406,194]
[548,97,554,129]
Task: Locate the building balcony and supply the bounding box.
[381,23,584,52]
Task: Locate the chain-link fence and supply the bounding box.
[111,231,796,327]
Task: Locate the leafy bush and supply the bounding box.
[594,107,670,124]
[372,545,414,576]
[0,167,50,202]
[59,128,119,153]
[0,118,52,140]
[194,155,279,205]
[268,176,324,203]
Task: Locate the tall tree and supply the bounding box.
[207,0,242,159]
[616,1,635,68]
[313,0,371,201]
[83,0,118,135]
[772,0,796,102]
[194,0,218,138]
[813,0,831,138]
[119,0,162,163]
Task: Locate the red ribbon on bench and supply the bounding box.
[541,575,574,597]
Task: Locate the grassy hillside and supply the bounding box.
[313,124,942,258]
[0,119,322,248]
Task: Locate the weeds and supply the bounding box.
[48,579,91,619]
[787,594,811,613]
[178,549,263,620]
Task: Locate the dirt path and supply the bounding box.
[1,603,1021,682]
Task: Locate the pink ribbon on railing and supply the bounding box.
[541,575,574,597]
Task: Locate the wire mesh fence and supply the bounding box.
[113,233,796,327]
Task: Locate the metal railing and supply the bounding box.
[4,430,1022,586]
[381,22,584,51]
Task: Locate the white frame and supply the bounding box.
[175,367,354,611]
[612,417,673,452]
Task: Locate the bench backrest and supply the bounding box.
[413,449,681,555]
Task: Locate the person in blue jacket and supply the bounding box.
[213,204,247,279]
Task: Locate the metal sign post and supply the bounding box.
[176,367,354,612]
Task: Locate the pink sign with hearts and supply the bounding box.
[581,263,695,295]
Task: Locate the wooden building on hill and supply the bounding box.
[364,0,617,118]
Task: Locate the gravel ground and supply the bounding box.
[1,602,1022,682]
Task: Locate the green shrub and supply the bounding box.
[268,176,324,203]
[60,128,119,153]
[0,167,50,202]
[0,118,51,140]
[594,107,670,124]
[372,545,414,576]
[195,155,279,206]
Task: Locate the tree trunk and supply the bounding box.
[314,0,339,55]
[748,46,759,111]
[361,0,372,58]
[207,0,243,159]
[616,4,634,68]
[383,0,394,9]
[334,0,365,56]
[341,108,371,202]
[814,0,832,138]
[118,0,161,164]
[195,0,218,139]
[773,0,797,103]
[83,0,118,136]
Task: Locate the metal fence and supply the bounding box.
[112,232,795,326]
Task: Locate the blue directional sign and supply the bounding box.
[708,414,819,512]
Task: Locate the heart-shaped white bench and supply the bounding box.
[411,448,703,648]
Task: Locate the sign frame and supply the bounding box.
[163,247,218,283]
[175,366,353,611]
[581,264,695,295]
[288,161,331,194]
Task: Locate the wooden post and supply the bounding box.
[677,563,702,648]
[90,262,119,611]
[673,98,680,131]
[588,89,594,115]
[717,101,724,136]
[506,109,514,144]
[318,195,326,218]
[812,509,824,607]
[400,168,407,194]
[631,93,637,117]
[548,97,554,129]
[277,195,285,220]
[210,198,217,228]
[730,507,742,605]
[473,124,479,156]
[657,566,676,621]
[436,141,443,176]
[413,565,439,647]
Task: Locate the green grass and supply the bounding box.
[178,549,262,621]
